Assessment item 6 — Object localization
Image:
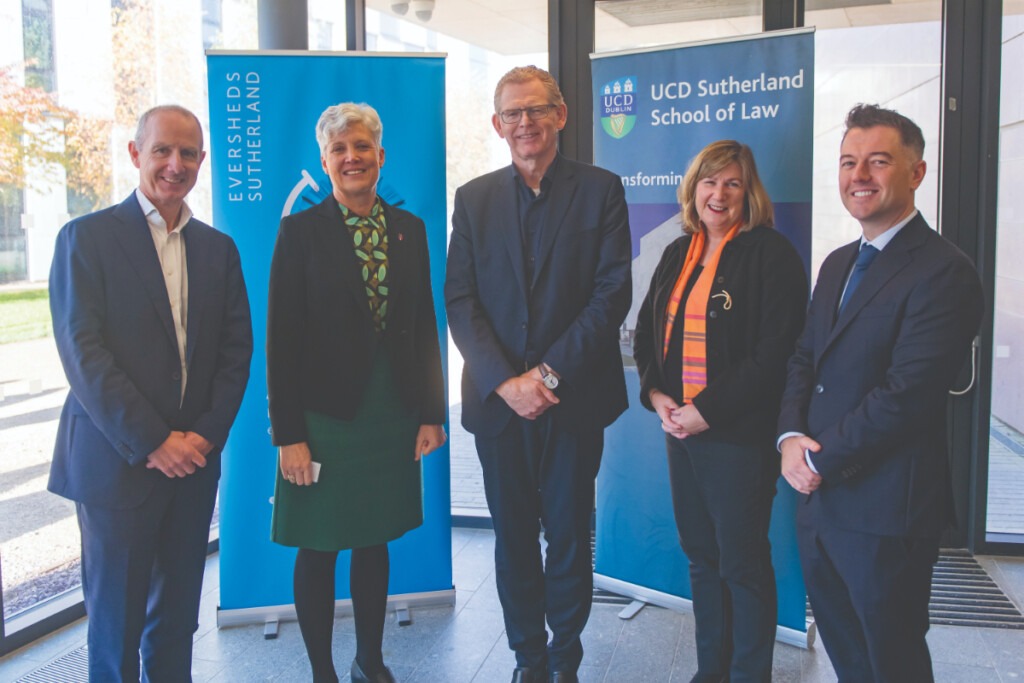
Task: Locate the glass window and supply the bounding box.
[987,2,1024,543]
[211,0,258,50]
[808,1,942,278]
[0,186,26,284]
[202,0,223,51]
[0,0,259,629]
[21,0,55,92]
[309,0,346,51]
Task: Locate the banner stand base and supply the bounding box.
[594,573,815,649]
[216,588,457,630]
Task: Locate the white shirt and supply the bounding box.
[779,209,919,473]
[835,210,916,312]
[136,188,191,403]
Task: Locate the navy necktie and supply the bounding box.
[839,244,879,313]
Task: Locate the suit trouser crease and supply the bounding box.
[476,415,602,673]
[799,522,937,683]
[666,434,778,682]
[78,469,218,682]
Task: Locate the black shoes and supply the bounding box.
[549,673,578,683]
[351,659,396,683]
[511,667,579,683]
[511,666,547,683]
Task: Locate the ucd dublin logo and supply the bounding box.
[600,77,637,139]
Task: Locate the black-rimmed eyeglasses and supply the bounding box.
[498,104,558,124]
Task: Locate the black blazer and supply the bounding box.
[267,196,445,446]
[634,226,808,445]
[445,157,632,437]
[778,215,984,537]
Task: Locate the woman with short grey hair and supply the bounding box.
[267,101,446,683]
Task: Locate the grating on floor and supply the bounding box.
[930,549,1024,628]
[805,550,1024,630]
[17,645,88,682]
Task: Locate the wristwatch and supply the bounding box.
[539,363,559,390]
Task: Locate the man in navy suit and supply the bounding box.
[48,104,253,681]
[445,66,631,683]
[778,104,983,682]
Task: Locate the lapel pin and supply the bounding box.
[398,233,404,241]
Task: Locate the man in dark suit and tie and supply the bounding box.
[445,66,631,683]
[48,104,253,681]
[778,104,983,682]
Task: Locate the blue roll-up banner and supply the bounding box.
[205,51,453,626]
[591,29,815,647]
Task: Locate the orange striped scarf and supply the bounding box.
[662,223,741,402]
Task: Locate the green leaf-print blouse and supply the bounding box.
[340,198,389,333]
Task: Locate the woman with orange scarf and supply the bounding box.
[633,140,808,683]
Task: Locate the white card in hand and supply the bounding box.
[310,461,321,483]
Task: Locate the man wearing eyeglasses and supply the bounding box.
[446,66,631,683]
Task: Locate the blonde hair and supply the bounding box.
[493,66,565,112]
[677,140,774,235]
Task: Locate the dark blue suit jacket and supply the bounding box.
[445,156,631,437]
[778,215,983,537]
[48,193,253,509]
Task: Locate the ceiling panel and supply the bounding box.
[366,0,943,56]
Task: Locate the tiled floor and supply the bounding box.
[3,527,1024,682]
[988,417,1024,536]
[448,403,488,514]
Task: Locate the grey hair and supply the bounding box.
[134,105,204,150]
[315,102,383,155]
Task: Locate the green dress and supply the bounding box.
[270,197,421,551]
[270,351,422,550]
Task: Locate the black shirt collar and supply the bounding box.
[510,153,560,197]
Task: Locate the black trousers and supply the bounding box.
[476,414,603,674]
[666,433,778,683]
[799,522,938,683]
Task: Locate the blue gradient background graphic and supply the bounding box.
[206,52,450,612]
[592,31,814,634]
